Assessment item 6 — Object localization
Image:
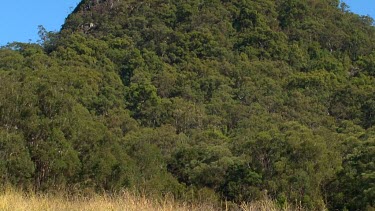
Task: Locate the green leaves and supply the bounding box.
[232,121,341,209]
[0,0,374,209]
[327,129,375,210]
[0,130,34,187]
[221,163,262,202]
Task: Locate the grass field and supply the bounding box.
[0,188,300,211]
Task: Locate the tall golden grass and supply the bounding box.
[0,188,301,211]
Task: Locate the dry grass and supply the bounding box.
[239,200,302,211]
[0,188,300,211]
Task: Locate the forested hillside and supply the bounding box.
[0,0,374,210]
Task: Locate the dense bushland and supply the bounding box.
[0,0,374,210]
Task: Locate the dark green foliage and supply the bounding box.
[0,130,34,187]
[326,122,375,210]
[0,0,374,209]
[220,163,262,202]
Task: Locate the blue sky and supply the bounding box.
[0,0,374,46]
[344,0,375,18]
[0,0,80,46]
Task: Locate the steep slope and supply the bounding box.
[0,0,374,210]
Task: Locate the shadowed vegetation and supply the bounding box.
[0,0,374,210]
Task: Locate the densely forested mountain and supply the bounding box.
[0,0,374,210]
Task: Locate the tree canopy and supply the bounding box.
[0,0,374,209]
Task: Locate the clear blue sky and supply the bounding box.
[0,0,374,46]
[344,0,375,18]
[0,0,80,46]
